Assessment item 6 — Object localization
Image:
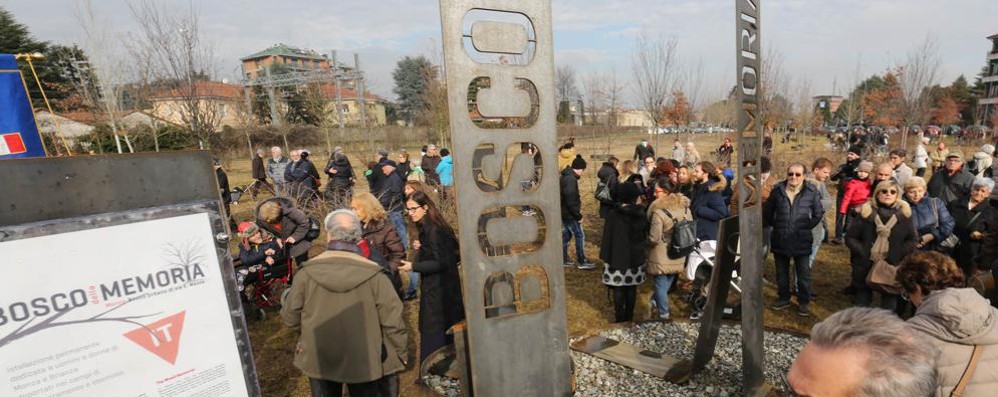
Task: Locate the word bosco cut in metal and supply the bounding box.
[440,0,572,395]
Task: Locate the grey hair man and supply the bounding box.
[267,146,289,191]
[249,148,274,199]
[787,307,939,397]
[281,208,407,396]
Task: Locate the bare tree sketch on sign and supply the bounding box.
[632,29,679,149]
[897,36,941,148]
[0,239,207,350]
[128,0,223,150]
[75,0,132,153]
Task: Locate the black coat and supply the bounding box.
[846,201,918,287]
[251,156,266,180]
[398,161,412,179]
[596,162,619,218]
[560,168,582,222]
[324,155,354,190]
[634,144,655,161]
[215,167,231,204]
[422,155,442,186]
[764,181,824,256]
[690,178,729,241]
[599,204,649,272]
[375,170,405,212]
[412,221,465,334]
[286,159,320,190]
[830,158,861,191]
[950,200,995,269]
[927,168,975,208]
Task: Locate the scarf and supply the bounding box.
[870,210,897,262]
[326,240,364,257]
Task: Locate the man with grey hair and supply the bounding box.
[786,307,939,397]
[248,148,274,199]
[282,209,407,396]
[267,146,289,194]
[421,144,442,188]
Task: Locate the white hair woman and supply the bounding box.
[950,177,996,276]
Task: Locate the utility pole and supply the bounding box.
[332,51,345,133]
[355,53,367,129]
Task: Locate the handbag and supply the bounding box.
[931,199,960,253]
[595,180,613,204]
[866,258,903,295]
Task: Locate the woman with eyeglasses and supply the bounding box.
[903,176,955,252]
[950,177,995,277]
[845,179,918,310]
[398,191,465,363]
[897,251,998,397]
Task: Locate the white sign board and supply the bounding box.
[1,213,249,397]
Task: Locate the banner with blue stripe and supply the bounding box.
[0,54,46,159]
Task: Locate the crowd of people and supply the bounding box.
[221,130,998,395]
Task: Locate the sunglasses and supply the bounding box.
[787,172,803,177]
[879,189,898,195]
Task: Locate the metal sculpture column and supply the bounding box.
[438,1,572,396]
[736,0,766,394]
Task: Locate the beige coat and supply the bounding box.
[281,250,407,383]
[646,194,692,275]
[907,288,998,397]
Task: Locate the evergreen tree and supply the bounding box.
[392,56,435,126]
[0,7,75,110]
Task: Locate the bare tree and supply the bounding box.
[677,57,706,140]
[839,57,865,130]
[793,77,815,149]
[631,29,679,148]
[606,69,625,128]
[759,47,791,133]
[897,36,941,148]
[555,64,580,104]
[581,71,605,126]
[76,0,131,153]
[128,0,223,150]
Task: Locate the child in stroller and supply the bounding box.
[235,222,292,319]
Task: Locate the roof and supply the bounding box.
[988,33,998,40]
[241,43,328,61]
[150,81,243,101]
[318,84,381,102]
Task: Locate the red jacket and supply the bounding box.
[839,178,872,214]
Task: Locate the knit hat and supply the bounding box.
[382,159,398,168]
[946,150,964,160]
[857,161,874,173]
[571,155,587,170]
[847,146,862,156]
[237,222,259,238]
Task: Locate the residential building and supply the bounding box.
[979,33,998,126]
[241,43,335,80]
[148,81,245,131]
[319,85,387,127]
[616,109,655,128]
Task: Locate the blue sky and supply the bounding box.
[5,0,996,106]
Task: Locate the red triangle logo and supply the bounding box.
[123,311,186,365]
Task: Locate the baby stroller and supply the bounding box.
[234,250,294,321]
[684,239,742,320]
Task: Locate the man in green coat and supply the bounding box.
[282,209,407,396]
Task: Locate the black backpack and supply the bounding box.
[660,208,696,259]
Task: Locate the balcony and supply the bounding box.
[989,52,998,61]
[981,97,998,105]
[984,75,998,83]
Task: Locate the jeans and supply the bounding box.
[808,222,826,268]
[775,253,812,305]
[562,219,587,264]
[308,375,398,397]
[650,274,676,318]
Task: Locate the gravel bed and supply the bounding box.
[424,321,807,396]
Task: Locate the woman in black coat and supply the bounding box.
[596,157,620,218]
[950,177,996,276]
[323,152,354,208]
[845,180,918,310]
[399,191,465,363]
[599,182,649,323]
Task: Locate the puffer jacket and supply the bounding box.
[646,194,691,275]
[928,168,974,207]
[690,176,729,241]
[839,177,872,214]
[324,154,354,190]
[436,155,454,187]
[906,196,955,250]
[363,217,406,297]
[907,288,998,397]
[281,249,406,383]
[560,167,582,222]
[764,181,825,257]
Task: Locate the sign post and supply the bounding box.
[0,152,260,397]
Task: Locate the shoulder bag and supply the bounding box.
[949,345,982,397]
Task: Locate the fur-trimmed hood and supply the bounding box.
[858,198,911,219]
[707,175,728,193]
[648,193,691,213]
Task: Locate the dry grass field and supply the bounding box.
[222,128,986,396]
